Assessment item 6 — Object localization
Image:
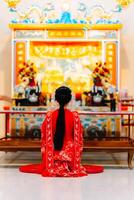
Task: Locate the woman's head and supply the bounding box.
[55,86,72,106]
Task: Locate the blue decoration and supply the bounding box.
[31,19,36,23]
[54,19,60,23]
[46,19,53,24]
[80,20,86,24]
[9,4,122,25]
[9,8,17,12]
[115,20,120,24]
[113,4,123,13]
[72,19,78,24]
[45,11,87,24]
[95,18,121,25]
[11,19,19,23]
[23,19,32,24]
[60,12,72,23]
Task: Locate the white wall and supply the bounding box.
[0,0,134,97]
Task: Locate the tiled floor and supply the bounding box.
[0,152,134,200]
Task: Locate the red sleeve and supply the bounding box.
[41,118,46,153]
[73,111,84,147]
[79,118,84,147]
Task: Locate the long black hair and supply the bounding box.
[54,86,72,151]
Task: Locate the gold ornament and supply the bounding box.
[4,0,20,9]
[116,0,134,7]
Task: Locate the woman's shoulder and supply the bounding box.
[51,108,74,116]
[65,109,80,120]
[65,109,78,114]
[65,108,74,114]
[47,108,78,117]
[47,109,58,117]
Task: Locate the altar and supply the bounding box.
[10,23,121,101]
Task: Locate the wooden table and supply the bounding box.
[0,110,134,168]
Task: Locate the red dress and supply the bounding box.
[19,109,104,177]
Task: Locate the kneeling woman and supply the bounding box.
[20,86,103,177]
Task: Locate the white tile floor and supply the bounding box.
[0,152,134,200]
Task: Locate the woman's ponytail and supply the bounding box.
[54,86,72,151]
[54,105,65,150]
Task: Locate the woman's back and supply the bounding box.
[52,108,74,150]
